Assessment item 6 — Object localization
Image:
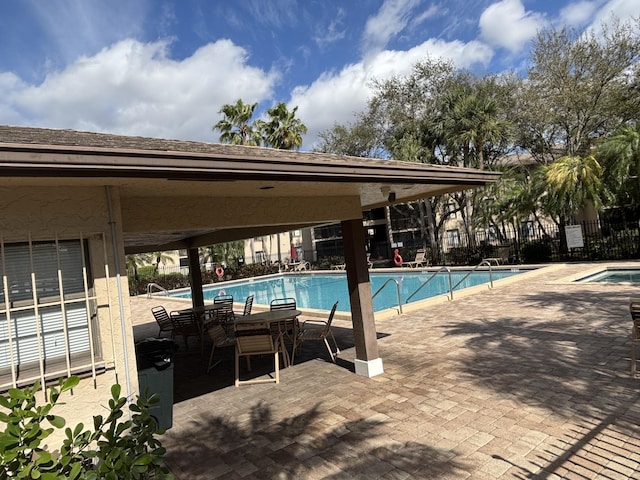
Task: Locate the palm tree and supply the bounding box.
[125,253,154,281]
[439,80,510,249]
[200,242,245,268]
[543,154,607,221]
[152,251,175,273]
[598,122,640,204]
[213,99,263,146]
[262,102,307,150]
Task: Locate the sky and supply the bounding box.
[0,0,638,150]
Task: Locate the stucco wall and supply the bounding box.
[0,185,139,442]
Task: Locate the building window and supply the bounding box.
[446,203,457,218]
[488,225,499,243]
[446,229,460,247]
[520,221,534,239]
[0,239,99,389]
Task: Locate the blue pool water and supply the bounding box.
[170,270,524,312]
[576,268,640,284]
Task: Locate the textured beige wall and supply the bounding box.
[0,186,139,435]
[121,195,363,232]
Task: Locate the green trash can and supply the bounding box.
[135,338,178,431]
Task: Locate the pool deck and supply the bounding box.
[131,262,640,479]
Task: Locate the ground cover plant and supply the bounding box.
[0,376,173,479]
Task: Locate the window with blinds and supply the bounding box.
[0,239,100,389]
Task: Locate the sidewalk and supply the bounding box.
[132,262,640,479]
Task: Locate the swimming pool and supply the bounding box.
[576,268,640,284]
[169,269,525,313]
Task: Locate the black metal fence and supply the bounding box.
[314,218,640,266]
[394,219,640,266]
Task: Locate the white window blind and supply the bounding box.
[0,239,98,387]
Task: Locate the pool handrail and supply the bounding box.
[450,260,493,298]
[146,282,168,299]
[372,278,403,314]
[406,266,453,303]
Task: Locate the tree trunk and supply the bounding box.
[464,192,475,250]
[423,199,439,263]
[385,206,394,247]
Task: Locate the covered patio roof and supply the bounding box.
[0,125,500,254]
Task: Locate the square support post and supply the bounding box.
[187,247,204,310]
[341,219,384,377]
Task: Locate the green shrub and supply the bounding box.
[520,240,553,263]
[0,376,174,479]
[315,256,344,270]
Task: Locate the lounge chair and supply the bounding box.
[402,249,428,268]
[292,261,310,271]
[483,245,512,266]
[291,301,339,365]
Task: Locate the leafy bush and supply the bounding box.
[0,376,173,479]
[235,263,280,278]
[315,256,344,270]
[520,240,553,263]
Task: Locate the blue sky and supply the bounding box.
[0,0,638,149]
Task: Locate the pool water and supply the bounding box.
[577,269,640,284]
[170,270,523,312]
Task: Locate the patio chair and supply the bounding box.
[206,324,236,372]
[269,297,298,363]
[291,301,339,365]
[151,306,173,338]
[367,253,373,269]
[234,321,282,386]
[170,309,203,353]
[213,294,235,329]
[270,297,297,311]
[402,249,428,268]
[630,302,640,376]
[236,294,254,317]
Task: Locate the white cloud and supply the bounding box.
[590,0,640,31]
[361,0,423,54]
[479,0,546,52]
[314,8,347,49]
[25,0,150,66]
[559,1,600,27]
[408,4,440,30]
[290,38,494,149]
[4,39,278,142]
[0,72,27,125]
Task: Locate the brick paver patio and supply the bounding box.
[131,262,640,479]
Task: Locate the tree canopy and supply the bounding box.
[213,100,308,150]
[315,18,640,250]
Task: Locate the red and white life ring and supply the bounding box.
[393,249,403,266]
[215,266,224,278]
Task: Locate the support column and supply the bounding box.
[187,247,204,310]
[341,219,384,377]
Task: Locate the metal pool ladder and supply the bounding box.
[146,282,168,299]
[406,260,494,303]
[372,278,404,314]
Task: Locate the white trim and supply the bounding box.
[354,357,384,377]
